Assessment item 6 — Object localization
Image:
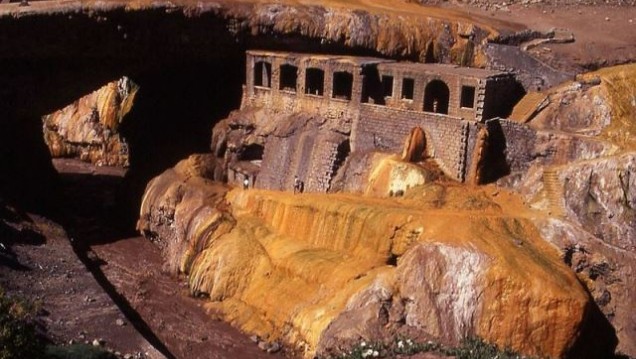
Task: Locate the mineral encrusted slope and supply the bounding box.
[498,64,636,356]
[139,155,610,358]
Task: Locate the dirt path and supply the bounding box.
[0,199,163,358]
[445,2,636,71]
[1,158,286,359]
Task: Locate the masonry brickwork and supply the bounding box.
[487,118,538,174]
[232,50,521,191]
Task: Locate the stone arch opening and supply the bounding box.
[279,64,298,92]
[254,61,272,88]
[305,68,325,96]
[240,143,264,163]
[332,71,353,100]
[423,80,450,114]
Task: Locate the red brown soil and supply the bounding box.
[0,211,161,358]
[447,2,636,71]
[0,158,283,359]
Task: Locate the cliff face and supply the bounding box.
[43,77,138,167]
[0,0,519,212]
[497,64,636,356]
[138,154,613,358]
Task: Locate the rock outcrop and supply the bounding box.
[496,64,636,356]
[0,0,516,68]
[212,108,351,193]
[138,155,614,358]
[42,77,137,167]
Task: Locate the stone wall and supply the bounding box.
[356,103,475,181]
[254,114,349,193]
[486,118,615,179]
[486,118,538,175]
[239,51,520,185]
[376,64,485,121]
[245,90,482,183]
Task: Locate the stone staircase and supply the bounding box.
[542,168,566,218]
[509,92,548,123]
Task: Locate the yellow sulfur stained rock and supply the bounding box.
[139,158,614,358]
[365,154,435,198]
[42,77,138,167]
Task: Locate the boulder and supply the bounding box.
[42,77,138,167]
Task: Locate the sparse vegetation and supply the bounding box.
[0,290,115,359]
[328,337,535,359]
[444,338,532,359]
[0,290,45,359]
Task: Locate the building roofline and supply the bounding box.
[247,49,394,67]
[246,50,512,79]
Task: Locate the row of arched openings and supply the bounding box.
[256,61,352,100]
[255,60,472,115]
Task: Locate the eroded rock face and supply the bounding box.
[139,157,613,358]
[137,153,227,274]
[212,107,350,192]
[511,154,636,356]
[561,154,636,251]
[497,64,636,356]
[42,77,137,167]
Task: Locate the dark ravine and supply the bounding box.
[2,1,636,358]
[0,0,509,214]
[0,2,514,357]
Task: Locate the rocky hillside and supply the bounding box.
[423,0,636,7]
[498,64,636,357]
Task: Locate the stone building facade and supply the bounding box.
[231,50,521,191]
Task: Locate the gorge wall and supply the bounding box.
[0,0,521,213]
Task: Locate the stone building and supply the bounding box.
[226,50,523,191]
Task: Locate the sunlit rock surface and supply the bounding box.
[364,154,440,197]
[0,0,517,68]
[499,64,636,356]
[139,155,611,358]
[42,77,137,167]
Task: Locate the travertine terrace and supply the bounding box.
[2,0,635,358]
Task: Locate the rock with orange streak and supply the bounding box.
[139,160,615,358]
[401,127,427,163]
[42,77,137,167]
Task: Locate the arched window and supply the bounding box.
[305,68,325,96]
[423,80,450,114]
[279,64,298,92]
[332,71,353,100]
[254,61,271,88]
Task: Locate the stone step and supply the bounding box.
[542,169,566,218]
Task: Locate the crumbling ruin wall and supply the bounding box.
[355,104,475,181]
[486,118,538,175]
[246,112,349,193]
[237,51,518,184]
[242,89,358,134]
[485,118,615,181]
